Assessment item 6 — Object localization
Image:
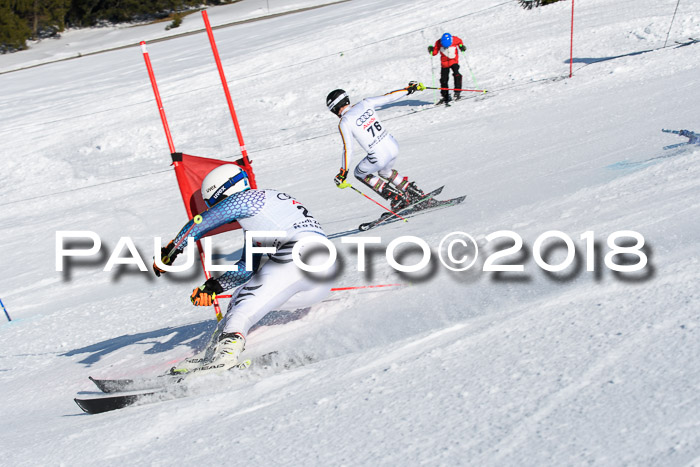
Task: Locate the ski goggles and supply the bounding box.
[327,92,348,111]
[204,170,249,207]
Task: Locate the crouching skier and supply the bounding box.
[326,81,428,211]
[153,164,336,372]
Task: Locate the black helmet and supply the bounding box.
[326,89,350,116]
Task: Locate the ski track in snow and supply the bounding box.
[1,0,700,464]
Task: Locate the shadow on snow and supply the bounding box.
[62,307,313,367]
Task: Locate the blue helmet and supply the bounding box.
[441,33,453,48]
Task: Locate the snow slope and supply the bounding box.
[1,0,699,464]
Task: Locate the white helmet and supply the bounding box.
[201,164,251,207]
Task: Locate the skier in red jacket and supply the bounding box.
[428,33,467,105]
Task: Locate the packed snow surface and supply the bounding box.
[1,0,699,464]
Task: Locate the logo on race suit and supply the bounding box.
[356,109,375,126]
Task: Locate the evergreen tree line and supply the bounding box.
[0,0,233,53]
[1,0,564,54]
[518,0,565,10]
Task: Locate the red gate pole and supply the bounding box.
[140,40,223,322]
[201,10,257,189]
[569,0,575,78]
[141,41,176,154]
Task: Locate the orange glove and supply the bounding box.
[191,287,215,306]
[190,278,223,306]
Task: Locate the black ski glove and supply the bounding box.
[459,44,466,52]
[153,240,181,277]
[428,45,434,54]
[334,168,350,189]
[406,81,426,95]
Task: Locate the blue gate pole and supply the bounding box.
[0,298,10,322]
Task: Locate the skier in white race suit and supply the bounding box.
[153,164,336,371]
[327,81,428,211]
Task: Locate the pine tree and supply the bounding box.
[2,0,235,52]
[518,0,564,10]
[0,0,31,52]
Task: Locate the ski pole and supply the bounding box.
[463,55,480,89]
[348,184,407,221]
[329,283,405,292]
[0,297,10,322]
[421,29,438,104]
[217,283,407,298]
[154,221,197,270]
[425,86,487,93]
[430,53,438,104]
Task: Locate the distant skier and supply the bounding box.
[326,82,427,211]
[428,32,467,104]
[676,129,699,144]
[153,164,335,371]
[661,128,700,150]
